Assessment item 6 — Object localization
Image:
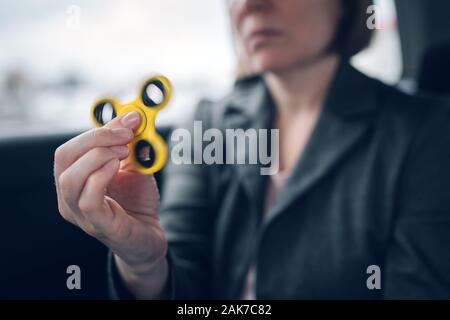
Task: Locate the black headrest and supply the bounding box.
[418,43,450,95]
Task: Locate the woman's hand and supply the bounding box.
[54,112,168,298]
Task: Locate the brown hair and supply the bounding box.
[332,0,374,58]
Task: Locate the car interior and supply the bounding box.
[0,0,449,299]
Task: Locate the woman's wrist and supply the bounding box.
[114,253,170,299]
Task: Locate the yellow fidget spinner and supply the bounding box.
[90,75,172,174]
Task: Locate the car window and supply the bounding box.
[0,0,401,138]
[353,0,402,85]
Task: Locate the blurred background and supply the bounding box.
[0,0,401,138]
[2,0,450,299]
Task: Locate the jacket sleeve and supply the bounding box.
[158,99,217,299]
[384,103,450,299]
[108,100,217,299]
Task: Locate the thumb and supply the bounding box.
[105,111,141,131]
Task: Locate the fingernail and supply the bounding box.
[110,146,129,157]
[112,128,133,139]
[121,112,141,128]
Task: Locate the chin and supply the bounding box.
[249,50,301,74]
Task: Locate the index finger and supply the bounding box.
[54,112,141,178]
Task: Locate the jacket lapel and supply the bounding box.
[266,61,379,225]
[222,77,274,217]
[222,61,380,226]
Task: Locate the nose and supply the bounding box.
[245,0,271,12]
[229,0,273,15]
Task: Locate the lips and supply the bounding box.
[246,28,283,48]
[248,28,283,39]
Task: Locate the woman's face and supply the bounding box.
[228,0,342,74]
